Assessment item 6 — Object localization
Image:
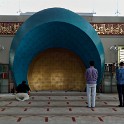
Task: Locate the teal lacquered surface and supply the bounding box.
[9,8,105,86]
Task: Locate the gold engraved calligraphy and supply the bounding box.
[0,22,22,35]
[91,23,124,35]
[0,22,124,35]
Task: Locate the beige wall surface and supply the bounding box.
[100,36,124,63]
[0,36,13,64]
[0,15,29,22]
[0,15,29,64]
[0,15,124,64]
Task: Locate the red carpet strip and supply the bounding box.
[45,117,48,122]
[72,117,76,122]
[98,117,104,122]
[17,117,22,122]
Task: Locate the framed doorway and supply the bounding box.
[118,46,124,63]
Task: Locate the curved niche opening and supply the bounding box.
[28,48,86,91]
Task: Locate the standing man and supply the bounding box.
[116,61,124,107]
[15,81,30,101]
[85,61,98,108]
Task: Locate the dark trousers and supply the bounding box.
[117,84,124,106]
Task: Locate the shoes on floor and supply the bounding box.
[118,105,123,107]
[91,107,95,108]
[86,106,95,108]
[86,106,91,108]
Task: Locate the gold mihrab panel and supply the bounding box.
[28,48,86,91]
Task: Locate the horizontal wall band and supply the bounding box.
[0,22,124,35]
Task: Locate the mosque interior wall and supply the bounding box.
[0,14,124,93]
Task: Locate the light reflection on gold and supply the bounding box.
[28,48,86,91]
[51,72,64,89]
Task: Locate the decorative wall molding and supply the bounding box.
[0,22,124,35]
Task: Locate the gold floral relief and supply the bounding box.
[28,48,86,91]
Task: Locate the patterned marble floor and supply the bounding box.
[0,91,123,124]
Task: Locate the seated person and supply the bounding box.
[15,80,30,101]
